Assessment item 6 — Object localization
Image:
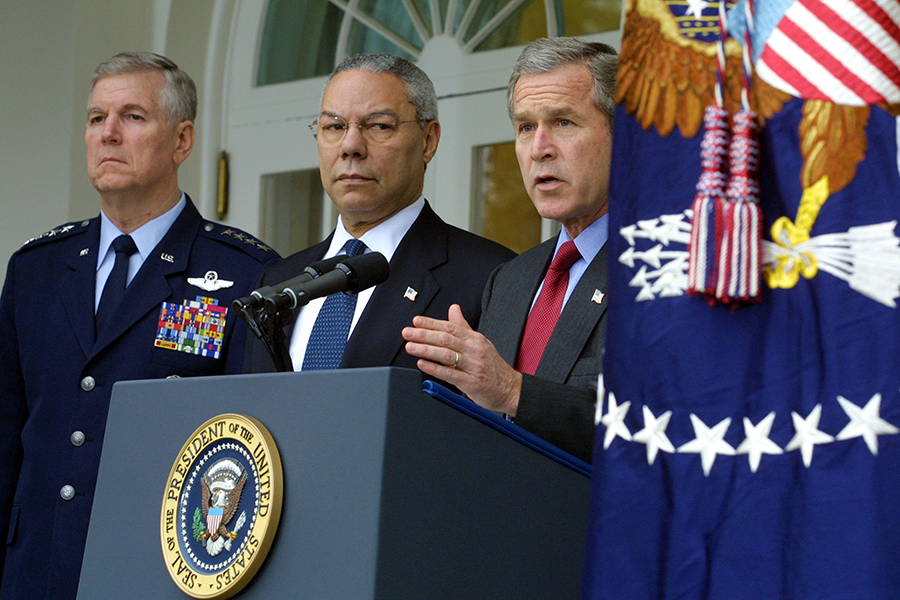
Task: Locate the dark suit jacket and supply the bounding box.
[478,235,608,463]
[0,197,278,600]
[245,201,516,372]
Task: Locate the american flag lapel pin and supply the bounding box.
[404,287,418,301]
[592,289,605,305]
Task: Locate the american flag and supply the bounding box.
[748,0,900,104]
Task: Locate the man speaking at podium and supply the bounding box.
[243,54,514,373]
[0,52,277,599]
[403,38,617,464]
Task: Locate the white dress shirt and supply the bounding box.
[530,212,609,311]
[289,196,425,369]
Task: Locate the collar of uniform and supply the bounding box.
[326,196,425,262]
[97,192,187,270]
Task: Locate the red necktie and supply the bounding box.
[516,241,581,375]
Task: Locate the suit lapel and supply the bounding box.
[90,200,201,356]
[535,245,608,382]
[341,203,445,367]
[60,220,102,357]
[489,239,555,365]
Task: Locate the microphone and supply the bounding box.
[232,255,347,312]
[265,252,390,311]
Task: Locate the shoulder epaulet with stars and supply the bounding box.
[20,218,93,249]
[199,221,276,260]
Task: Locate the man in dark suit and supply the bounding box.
[403,38,618,463]
[0,52,278,599]
[244,54,515,373]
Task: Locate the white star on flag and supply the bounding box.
[633,406,675,465]
[786,404,834,467]
[835,393,899,455]
[601,392,632,449]
[677,414,736,476]
[736,412,783,473]
[684,0,710,19]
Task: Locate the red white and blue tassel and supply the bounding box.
[718,0,762,304]
[688,0,763,305]
[687,106,730,297]
[719,109,762,302]
[687,0,732,300]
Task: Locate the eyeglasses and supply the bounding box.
[309,116,422,144]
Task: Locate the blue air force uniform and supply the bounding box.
[0,196,278,599]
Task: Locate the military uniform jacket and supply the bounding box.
[478,235,609,464]
[0,197,278,600]
[244,201,517,372]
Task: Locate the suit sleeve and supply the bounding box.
[515,376,597,463]
[480,259,598,464]
[0,254,28,585]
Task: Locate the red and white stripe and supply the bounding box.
[756,0,900,104]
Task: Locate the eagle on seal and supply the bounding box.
[200,458,247,547]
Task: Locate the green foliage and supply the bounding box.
[192,508,206,541]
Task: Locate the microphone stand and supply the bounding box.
[234,252,389,373]
[233,299,294,372]
[259,304,294,373]
[256,265,353,372]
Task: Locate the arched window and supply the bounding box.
[258,0,621,85]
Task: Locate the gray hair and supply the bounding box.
[507,38,618,128]
[90,51,197,123]
[323,53,438,125]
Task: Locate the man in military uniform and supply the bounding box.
[0,51,278,599]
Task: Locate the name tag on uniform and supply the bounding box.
[155,296,227,359]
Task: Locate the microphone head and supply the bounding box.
[303,254,347,279]
[338,252,390,293]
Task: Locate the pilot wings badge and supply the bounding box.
[188,271,234,292]
[199,458,247,556]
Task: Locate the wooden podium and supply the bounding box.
[77,368,591,599]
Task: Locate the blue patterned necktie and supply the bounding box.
[301,238,368,370]
[96,234,138,334]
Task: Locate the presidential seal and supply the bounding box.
[160,414,283,599]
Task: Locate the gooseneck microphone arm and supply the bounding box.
[233,255,347,313]
[233,256,347,372]
[264,252,390,313]
[233,252,390,373]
